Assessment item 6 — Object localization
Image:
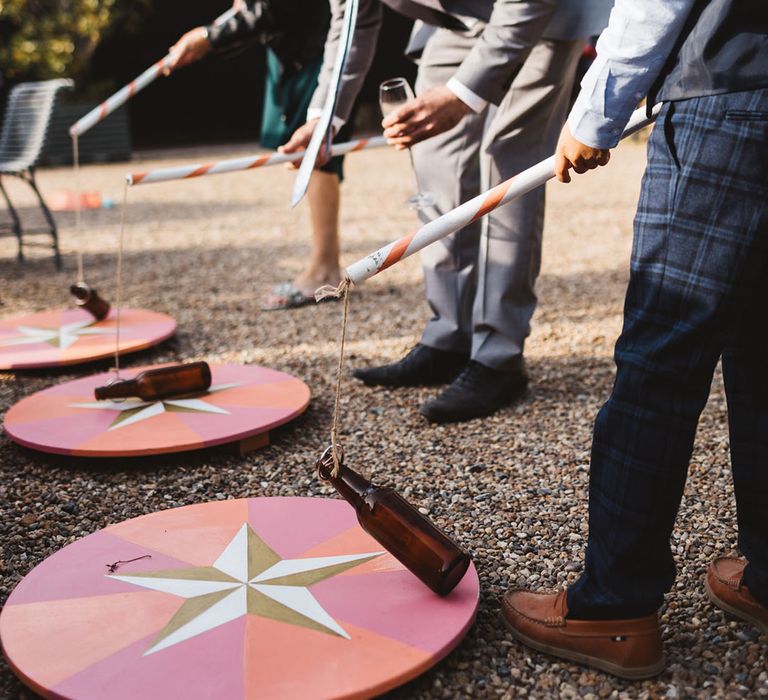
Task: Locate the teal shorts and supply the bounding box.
[260,50,347,181]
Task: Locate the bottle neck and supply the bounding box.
[94,379,138,401]
[322,463,374,505]
[70,283,90,301]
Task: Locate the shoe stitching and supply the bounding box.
[711,557,746,581]
[711,557,746,587]
[502,591,567,628]
[506,605,566,628]
[503,592,661,636]
[544,616,565,626]
[505,603,658,635]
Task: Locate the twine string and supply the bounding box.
[72,135,84,284]
[106,555,151,574]
[112,184,128,379]
[328,278,351,477]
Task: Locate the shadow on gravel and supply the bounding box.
[2,236,628,324]
[1,403,316,477]
[0,199,258,231]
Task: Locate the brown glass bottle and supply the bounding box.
[70,282,111,320]
[94,362,212,401]
[317,446,471,596]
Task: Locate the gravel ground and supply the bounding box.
[1,138,766,699]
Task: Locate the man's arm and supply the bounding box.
[308,0,383,126]
[206,1,272,53]
[382,0,558,149]
[557,0,698,182]
[452,0,557,107]
[164,1,270,75]
[280,0,381,159]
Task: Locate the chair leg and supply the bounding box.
[0,176,24,262]
[25,168,62,270]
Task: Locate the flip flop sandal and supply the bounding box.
[261,282,341,311]
[261,282,314,311]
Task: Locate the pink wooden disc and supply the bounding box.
[0,308,176,370]
[1,497,479,700]
[3,364,310,457]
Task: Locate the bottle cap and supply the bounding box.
[70,282,93,304]
[94,375,129,402]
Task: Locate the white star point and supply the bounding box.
[69,382,241,430]
[0,319,115,350]
[109,524,382,655]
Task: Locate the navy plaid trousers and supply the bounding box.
[567,88,768,619]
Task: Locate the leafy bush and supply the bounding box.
[0,0,150,95]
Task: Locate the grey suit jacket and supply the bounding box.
[311,0,613,121]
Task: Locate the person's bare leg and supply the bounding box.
[293,171,342,296]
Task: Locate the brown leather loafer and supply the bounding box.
[705,556,768,635]
[501,589,664,680]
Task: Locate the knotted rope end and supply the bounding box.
[315,277,351,303]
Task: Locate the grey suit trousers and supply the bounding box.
[413,29,582,370]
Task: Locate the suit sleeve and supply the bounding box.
[452,0,558,106]
[308,0,383,124]
[207,1,272,52]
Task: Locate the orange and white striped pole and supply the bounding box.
[344,105,660,285]
[69,8,237,138]
[126,136,388,186]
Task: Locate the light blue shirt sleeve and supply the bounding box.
[568,0,698,149]
[543,0,613,41]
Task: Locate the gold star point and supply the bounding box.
[109,523,382,654]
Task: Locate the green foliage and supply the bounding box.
[0,0,150,94]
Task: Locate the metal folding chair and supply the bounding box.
[0,79,74,269]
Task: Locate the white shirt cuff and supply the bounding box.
[446,78,488,114]
[306,108,345,133]
[568,106,624,150]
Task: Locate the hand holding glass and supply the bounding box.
[379,78,436,210]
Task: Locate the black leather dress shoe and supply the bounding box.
[352,344,469,387]
[420,360,528,423]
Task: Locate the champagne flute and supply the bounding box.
[379,77,436,210]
